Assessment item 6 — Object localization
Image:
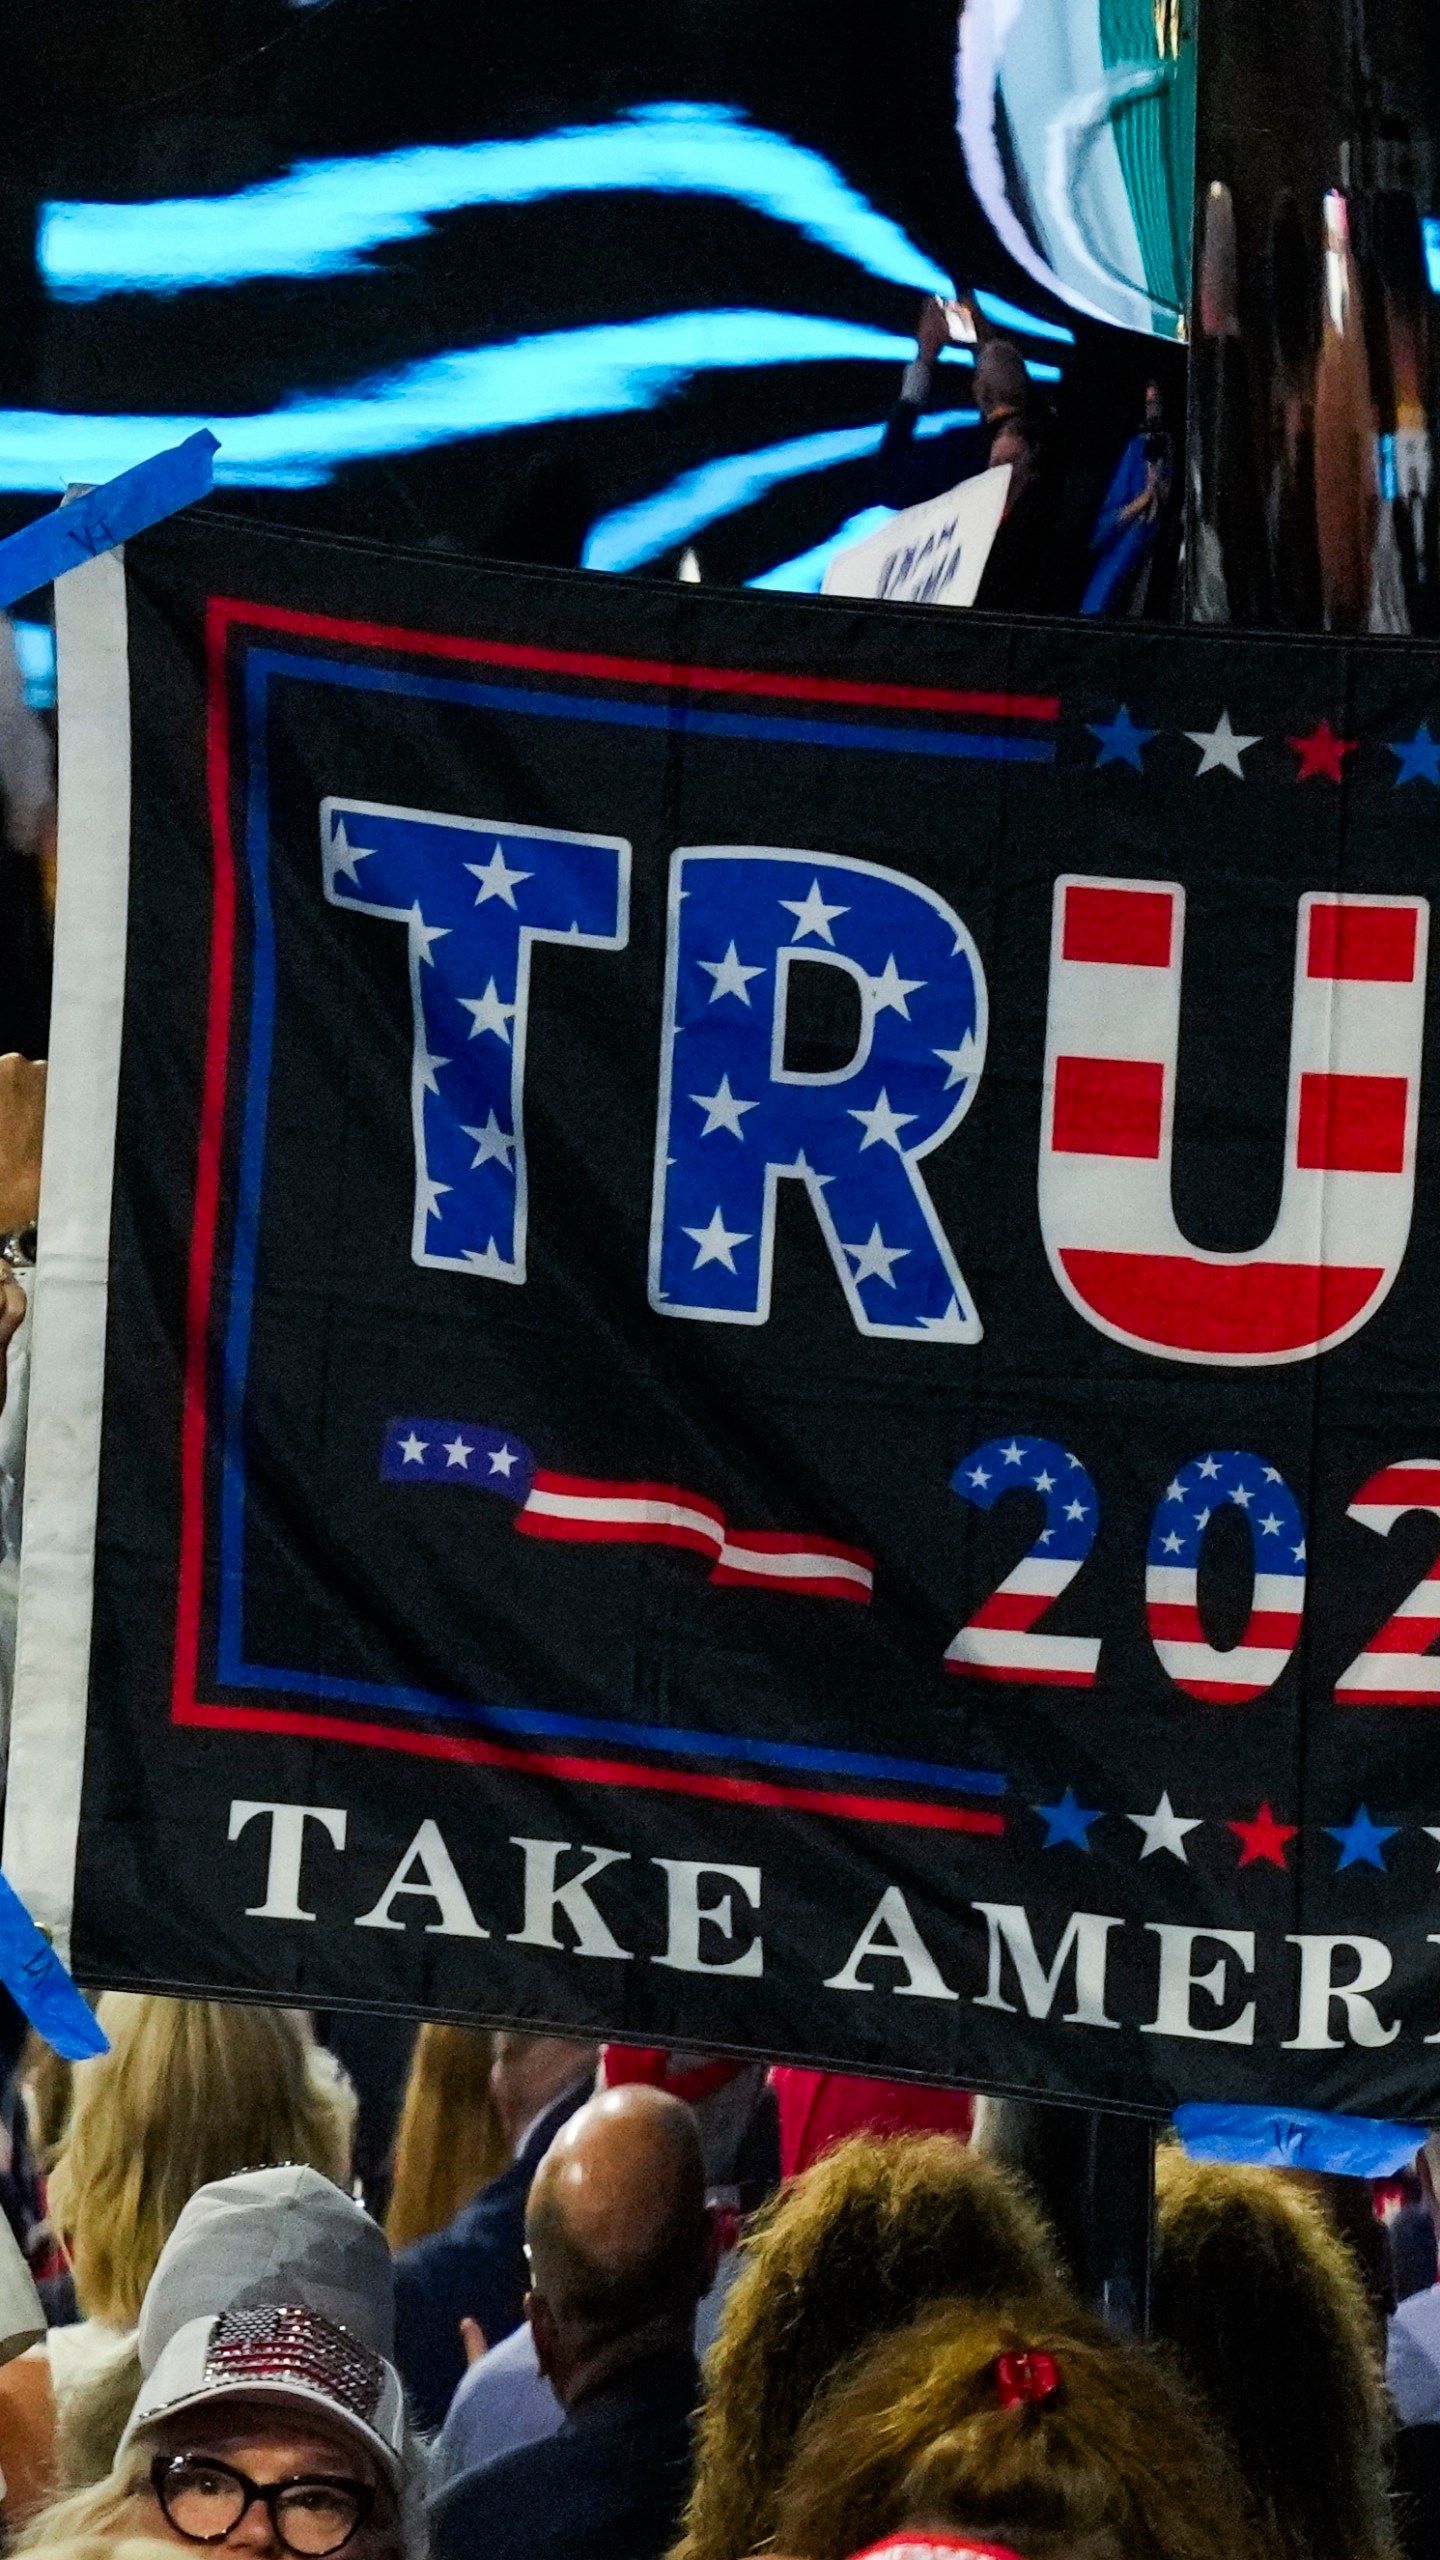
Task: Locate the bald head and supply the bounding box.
[525,2084,709,2393]
[974,336,1029,419]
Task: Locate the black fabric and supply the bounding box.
[66,510,1440,2125]
[428,2349,698,2560]
[394,2081,590,2432]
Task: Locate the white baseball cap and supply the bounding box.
[118,2166,406,2486]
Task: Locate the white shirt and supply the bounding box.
[1388,2283,1440,2424]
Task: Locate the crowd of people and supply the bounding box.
[0,2003,1419,2560]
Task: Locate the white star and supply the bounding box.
[488,1443,519,1478]
[1259,1513,1282,1535]
[460,980,517,1042]
[1185,709,1261,778]
[1033,1469,1056,1493]
[779,1147,832,1184]
[1292,1539,1306,1562]
[967,1465,991,1488]
[1129,1792,1202,1860]
[398,1431,428,1465]
[1064,1498,1088,1522]
[691,1075,757,1139]
[463,1112,516,1169]
[933,1032,982,1089]
[325,818,373,891]
[1262,1466,1282,1483]
[443,1436,473,1468]
[780,878,849,944]
[1001,1441,1026,1465]
[1195,1506,1212,1530]
[843,1224,910,1287]
[417,1046,448,1095]
[463,1241,514,1277]
[465,843,531,906]
[1165,1478,1185,1503]
[915,1297,972,1339]
[408,905,450,966]
[1230,1483,1253,1507]
[1198,1454,1222,1479]
[683,1206,752,1271]
[698,943,765,1005]
[848,1088,917,1152]
[418,1176,450,1222]
[867,955,925,1018]
[1037,1526,1054,1544]
[1161,1530,1184,1554]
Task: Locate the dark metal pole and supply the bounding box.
[976,2097,1156,2334]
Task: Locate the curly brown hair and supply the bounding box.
[669,2134,1064,2560]
[1152,2150,1399,2560]
[770,2299,1270,2560]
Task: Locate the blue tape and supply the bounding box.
[0,427,217,611]
[1174,2101,1424,2178]
[0,1872,106,2059]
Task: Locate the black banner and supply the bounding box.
[42,512,1440,2116]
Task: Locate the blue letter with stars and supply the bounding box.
[650,847,987,1340]
[320,798,629,1280]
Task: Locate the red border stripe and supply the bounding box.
[174,1700,1004,1832]
[208,597,1057,722]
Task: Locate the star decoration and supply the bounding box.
[867,955,925,1017]
[1326,1805,1398,1870]
[418,1176,450,1222]
[398,1432,427,1465]
[463,1241,514,1277]
[463,1112,516,1169]
[443,1436,472,1469]
[1185,709,1261,777]
[408,905,450,966]
[1390,724,1440,786]
[691,1075,758,1139]
[915,1297,972,1339]
[1129,1792,1202,1861]
[1288,718,1356,782]
[780,878,849,944]
[1228,1801,1298,1869]
[843,1224,910,1287]
[417,1045,448,1095]
[1000,1441,1026,1465]
[966,1464,991,1488]
[1034,1787,1103,1850]
[1160,1530,1183,1554]
[683,1206,751,1271]
[698,942,765,1005]
[465,843,532,905]
[459,980,517,1042]
[487,1443,519,1478]
[849,1089,917,1152]
[325,818,373,891]
[1088,705,1154,770]
[933,1032,982,1089]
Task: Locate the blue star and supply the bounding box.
[1390,724,1440,785]
[1033,1787,1103,1850]
[1088,706,1155,771]
[1325,1805,1398,1870]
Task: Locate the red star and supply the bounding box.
[1228,1800,1299,1869]
[1288,719,1356,782]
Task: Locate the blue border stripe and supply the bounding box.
[250,649,1055,763]
[212,644,1008,1807]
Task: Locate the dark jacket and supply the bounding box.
[429,2348,699,2560]
[393,2078,590,2432]
[875,394,1067,614]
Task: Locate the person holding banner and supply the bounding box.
[875,298,1067,612]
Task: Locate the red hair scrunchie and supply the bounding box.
[992,2348,1061,2408]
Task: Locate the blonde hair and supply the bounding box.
[672,2134,1063,2560]
[384,2025,507,2252]
[54,2341,142,2493]
[1152,2150,1399,2560]
[47,1998,351,2328]
[771,2299,1269,2560]
[16,2441,154,2550]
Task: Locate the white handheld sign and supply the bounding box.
[822,462,1011,608]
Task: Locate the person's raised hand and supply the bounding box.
[0,1057,45,1233]
[916,295,949,363]
[459,2316,488,2367]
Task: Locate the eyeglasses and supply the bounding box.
[150,2454,376,2557]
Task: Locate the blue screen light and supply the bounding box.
[748,505,895,592]
[37,100,1071,350]
[9,619,55,712]
[1425,216,1440,294]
